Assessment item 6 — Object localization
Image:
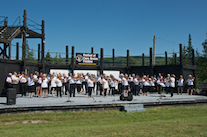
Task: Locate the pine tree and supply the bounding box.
[45,50,52,63]
[26,40,36,62]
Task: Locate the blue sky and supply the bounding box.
[1,0,207,58]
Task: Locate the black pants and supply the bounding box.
[76,84,82,93]
[70,84,75,97]
[130,82,135,95]
[143,86,150,93]
[135,85,139,96]
[57,87,62,97]
[88,87,93,96]
[170,87,174,97]
[96,82,100,95]
[20,83,27,96]
[99,84,103,95]
[110,87,115,96]
[118,83,122,93]
[104,88,107,96]
[157,85,162,94]
[65,82,69,94]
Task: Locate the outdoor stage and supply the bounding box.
[0,92,207,114]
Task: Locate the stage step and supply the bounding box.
[122,104,146,113]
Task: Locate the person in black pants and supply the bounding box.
[20,73,27,96]
[69,76,76,97]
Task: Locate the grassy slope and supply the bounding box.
[0,105,206,137]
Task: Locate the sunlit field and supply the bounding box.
[0,105,207,137]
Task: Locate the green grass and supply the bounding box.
[0,105,207,137]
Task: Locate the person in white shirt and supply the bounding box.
[102,76,109,97]
[27,73,35,98]
[169,74,176,97]
[187,75,195,95]
[142,75,150,96]
[87,76,94,97]
[69,74,76,97]
[11,72,19,93]
[109,77,116,96]
[19,73,27,97]
[56,75,63,98]
[76,74,82,94]
[122,74,129,93]
[41,74,49,98]
[134,76,140,96]
[164,75,170,94]
[50,74,57,96]
[36,73,42,97]
[177,75,184,95]
[6,73,13,88]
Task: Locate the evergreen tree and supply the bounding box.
[26,40,36,62]
[196,39,207,84]
[53,52,59,64]
[45,50,52,63]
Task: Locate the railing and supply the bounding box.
[26,17,42,33]
[0,16,8,26]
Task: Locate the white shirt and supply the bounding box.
[11,75,19,84]
[187,78,194,85]
[110,80,115,87]
[134,78,139,85]
[51,77,57,87]
[28,77,34,86]
[178,79,184,86]
[142,79,150,86]
[56,79,62,87]
[87,79,94,87]
[170,77,175,88]
[41,78,48,88]
[20,76,27,83]
[102,79,109,89]
[6,76,12,84]
[122,77,128,86]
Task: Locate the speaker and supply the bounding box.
[7,88,16,105]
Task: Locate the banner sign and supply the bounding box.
[76,53,98,65]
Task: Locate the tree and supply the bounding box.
[182,34,194,65]
[45,50,52,63]
[196,39,207,84]
[26,40,36,62]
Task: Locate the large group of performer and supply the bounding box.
[5,71,195,98]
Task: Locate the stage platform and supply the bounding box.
[0,92,207,114]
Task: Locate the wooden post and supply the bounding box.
[142,53,144,66]
[127,50,129,67]
[150,48,152,66]
[38,44,40,63]
[91,47,93,54]
[100,48,103,74]
[71,46,74,74]
[179,44,183,66]
[192,49,195,65]
[8,42,11,60]
[66,46,68,65]
[165,51,168,65]
[175,53,177,65]
[22,9,27,62]
[149,47,153,76]
[16,42,19,60]
[112,49,115,66]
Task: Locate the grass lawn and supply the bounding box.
[0,105,207,137]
